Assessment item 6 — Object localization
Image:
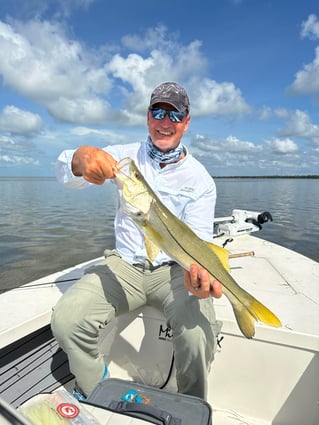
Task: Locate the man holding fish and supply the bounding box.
[52,82,280,402]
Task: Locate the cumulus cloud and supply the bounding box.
[258,107,319,148]
[266,138,299,154]
[0,129,39,166]
[0,12,316,175]
[259,106,290,121]
[0,19,111,124]
[289,46,319,94]
[0,20,250,126]
[0,106,43,135]
[279,110,319,145]
[189,78,251,117]
[104,26,250,122]
[191,134,257,153]
[47,97,111,124]
[301,14,319,40]
[188,132,304,176]
[289,15,319,95]
[106,32,212,120]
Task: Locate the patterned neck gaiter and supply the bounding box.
[146,136,184,165]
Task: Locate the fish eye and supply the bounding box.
[134,171,141,179]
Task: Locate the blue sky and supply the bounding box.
[0,0,319,176]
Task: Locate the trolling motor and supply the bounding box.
[244,210,273,230]
[214,209,273,237]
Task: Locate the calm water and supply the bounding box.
[0,177,318,291]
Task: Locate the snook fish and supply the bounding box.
[114,157,282,338]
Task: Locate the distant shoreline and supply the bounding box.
[1,175,319,180]
[213,175,319,179]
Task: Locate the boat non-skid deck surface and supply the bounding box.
[0,325,73,408]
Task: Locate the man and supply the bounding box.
[51,82,222,401]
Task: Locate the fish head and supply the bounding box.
[114,157,153,217]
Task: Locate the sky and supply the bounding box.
[0,0,319,176]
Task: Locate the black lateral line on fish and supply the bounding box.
[156,202,256,307]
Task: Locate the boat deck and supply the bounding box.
[1,234,319,424]
[214,234,319,338]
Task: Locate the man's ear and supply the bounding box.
[183,115,191,132]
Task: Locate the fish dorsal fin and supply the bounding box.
[206,242,230,272]
[144,236,161,262]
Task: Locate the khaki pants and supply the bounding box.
[51,249,222,399]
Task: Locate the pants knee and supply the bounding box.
[50,291,89,345]
[51,301,74,346]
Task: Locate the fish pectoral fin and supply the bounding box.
[206,241,230,272]
[233,297,282,339]
[144,236,161,262]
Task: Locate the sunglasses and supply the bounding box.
[149,108,186,123]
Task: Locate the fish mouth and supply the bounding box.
[113,157,132,176]
[116,157,132,171]
[113,157,134,188]
[113,157,152,217]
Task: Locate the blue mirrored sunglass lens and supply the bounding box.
[169,111,184,122]
[151,109,165,120]
[151,109,185,123]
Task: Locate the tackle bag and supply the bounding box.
[85,378,212,425]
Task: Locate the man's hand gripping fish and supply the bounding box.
[114,157,282,338]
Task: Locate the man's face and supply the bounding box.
[147,102,190,152]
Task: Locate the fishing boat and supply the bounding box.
[0,209,318,425]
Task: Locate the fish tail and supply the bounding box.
[233,297,282,339]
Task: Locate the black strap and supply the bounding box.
[109,400,181,425]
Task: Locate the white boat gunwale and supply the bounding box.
[1,209,318,425]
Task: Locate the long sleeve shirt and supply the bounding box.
[56,141,216,265]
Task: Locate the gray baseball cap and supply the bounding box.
[149,82,190,113]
